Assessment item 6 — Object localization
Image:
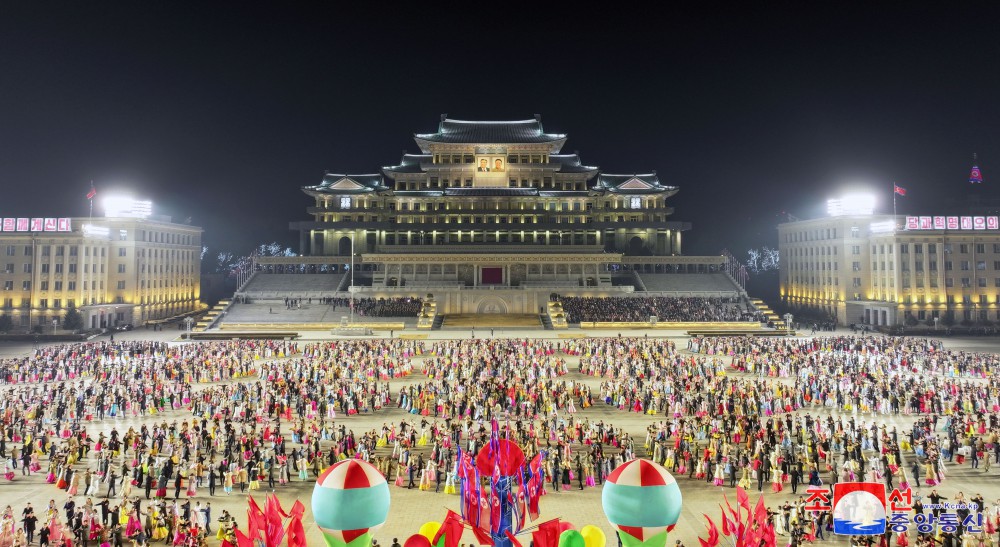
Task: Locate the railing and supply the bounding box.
[375,244,608,254]
[578,320,760,329]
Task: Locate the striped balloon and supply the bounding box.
[601,459,682,541]
[313,459,391,540]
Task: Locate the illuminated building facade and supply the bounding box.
[285,116,723,315]
[779,212,1000,327]
[0,214,202,331]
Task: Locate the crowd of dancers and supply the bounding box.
[0,333,998,546]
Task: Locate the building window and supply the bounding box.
[960,244,969,253]
[4,246,13,256]
[961,261,971,271]
[2,281,11,291]
[40,264,49,274]
[117,281,126,290]
[900,244,908,253]
[119,248,127,257]
[22,264,31,273]
[23,246,31,256]
[118,264,126,273]
[40,281,48,290]
[978,277,987,287]
[976,243,986,254]
[21,281,30,291]
[961,277,971,288]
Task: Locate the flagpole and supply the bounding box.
[892,181,897,225]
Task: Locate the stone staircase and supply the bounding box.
[540,314,553,330]
[194,299,230,332]
[748,297,794,334]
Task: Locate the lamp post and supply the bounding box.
[52,318,57,335]
[184,317,194,339]
[350,234,355,325]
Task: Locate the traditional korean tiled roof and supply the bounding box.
[303,174,387,195]
[596,173,679,196]
[549,154,599,174]
[415,117,566,145]
[383,154,431,175]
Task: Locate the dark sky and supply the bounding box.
[2,4,999,259]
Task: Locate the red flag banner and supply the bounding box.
[893,185,907,196]
[971,165,984,184]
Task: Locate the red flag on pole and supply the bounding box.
[86,184,97,200]
[893,184,907,196]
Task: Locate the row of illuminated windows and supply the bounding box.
[325,215,652,224]
[138,230,199,246]
[6,245,105,257]
[432,154,549,164]
[331,198,662,211]
[788,276,868,288]
[3,280,101,291]
[785,246,849,256]
[898,243,1000,254]
[1,298,75,309]
[382,232,600,245]
[3,277,196,292]
[899,277,1000,289]
[907,310,1000,321]
[1,262,196,276]
[394,179,587,191]
[788,262,840,272]
[0,292,197,310]
[784,227,843,242]
[898,260,995,271]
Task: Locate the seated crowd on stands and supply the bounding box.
[557,296,764,324]
[327,297,424,317]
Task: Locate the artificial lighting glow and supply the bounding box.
[828,194,876,216]
[103,196,153,218]
[82,224,110,237]
[870,220,896,233]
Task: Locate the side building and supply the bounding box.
[0,214,203,331]
[779,211,1000,327]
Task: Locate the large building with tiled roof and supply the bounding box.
[275,115,730,316]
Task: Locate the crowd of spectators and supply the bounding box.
[328,297,424,317]
[557,296,763,324]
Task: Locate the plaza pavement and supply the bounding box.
[1,324,998,546]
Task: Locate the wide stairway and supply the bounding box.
[636,272,742,294]
[441,314,542,328]
[240,273,344,296]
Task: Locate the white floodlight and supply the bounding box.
[827,194,876,217]
[869,220,895,233]
[103,196,153,218]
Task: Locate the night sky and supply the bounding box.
[2,4,999,263]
